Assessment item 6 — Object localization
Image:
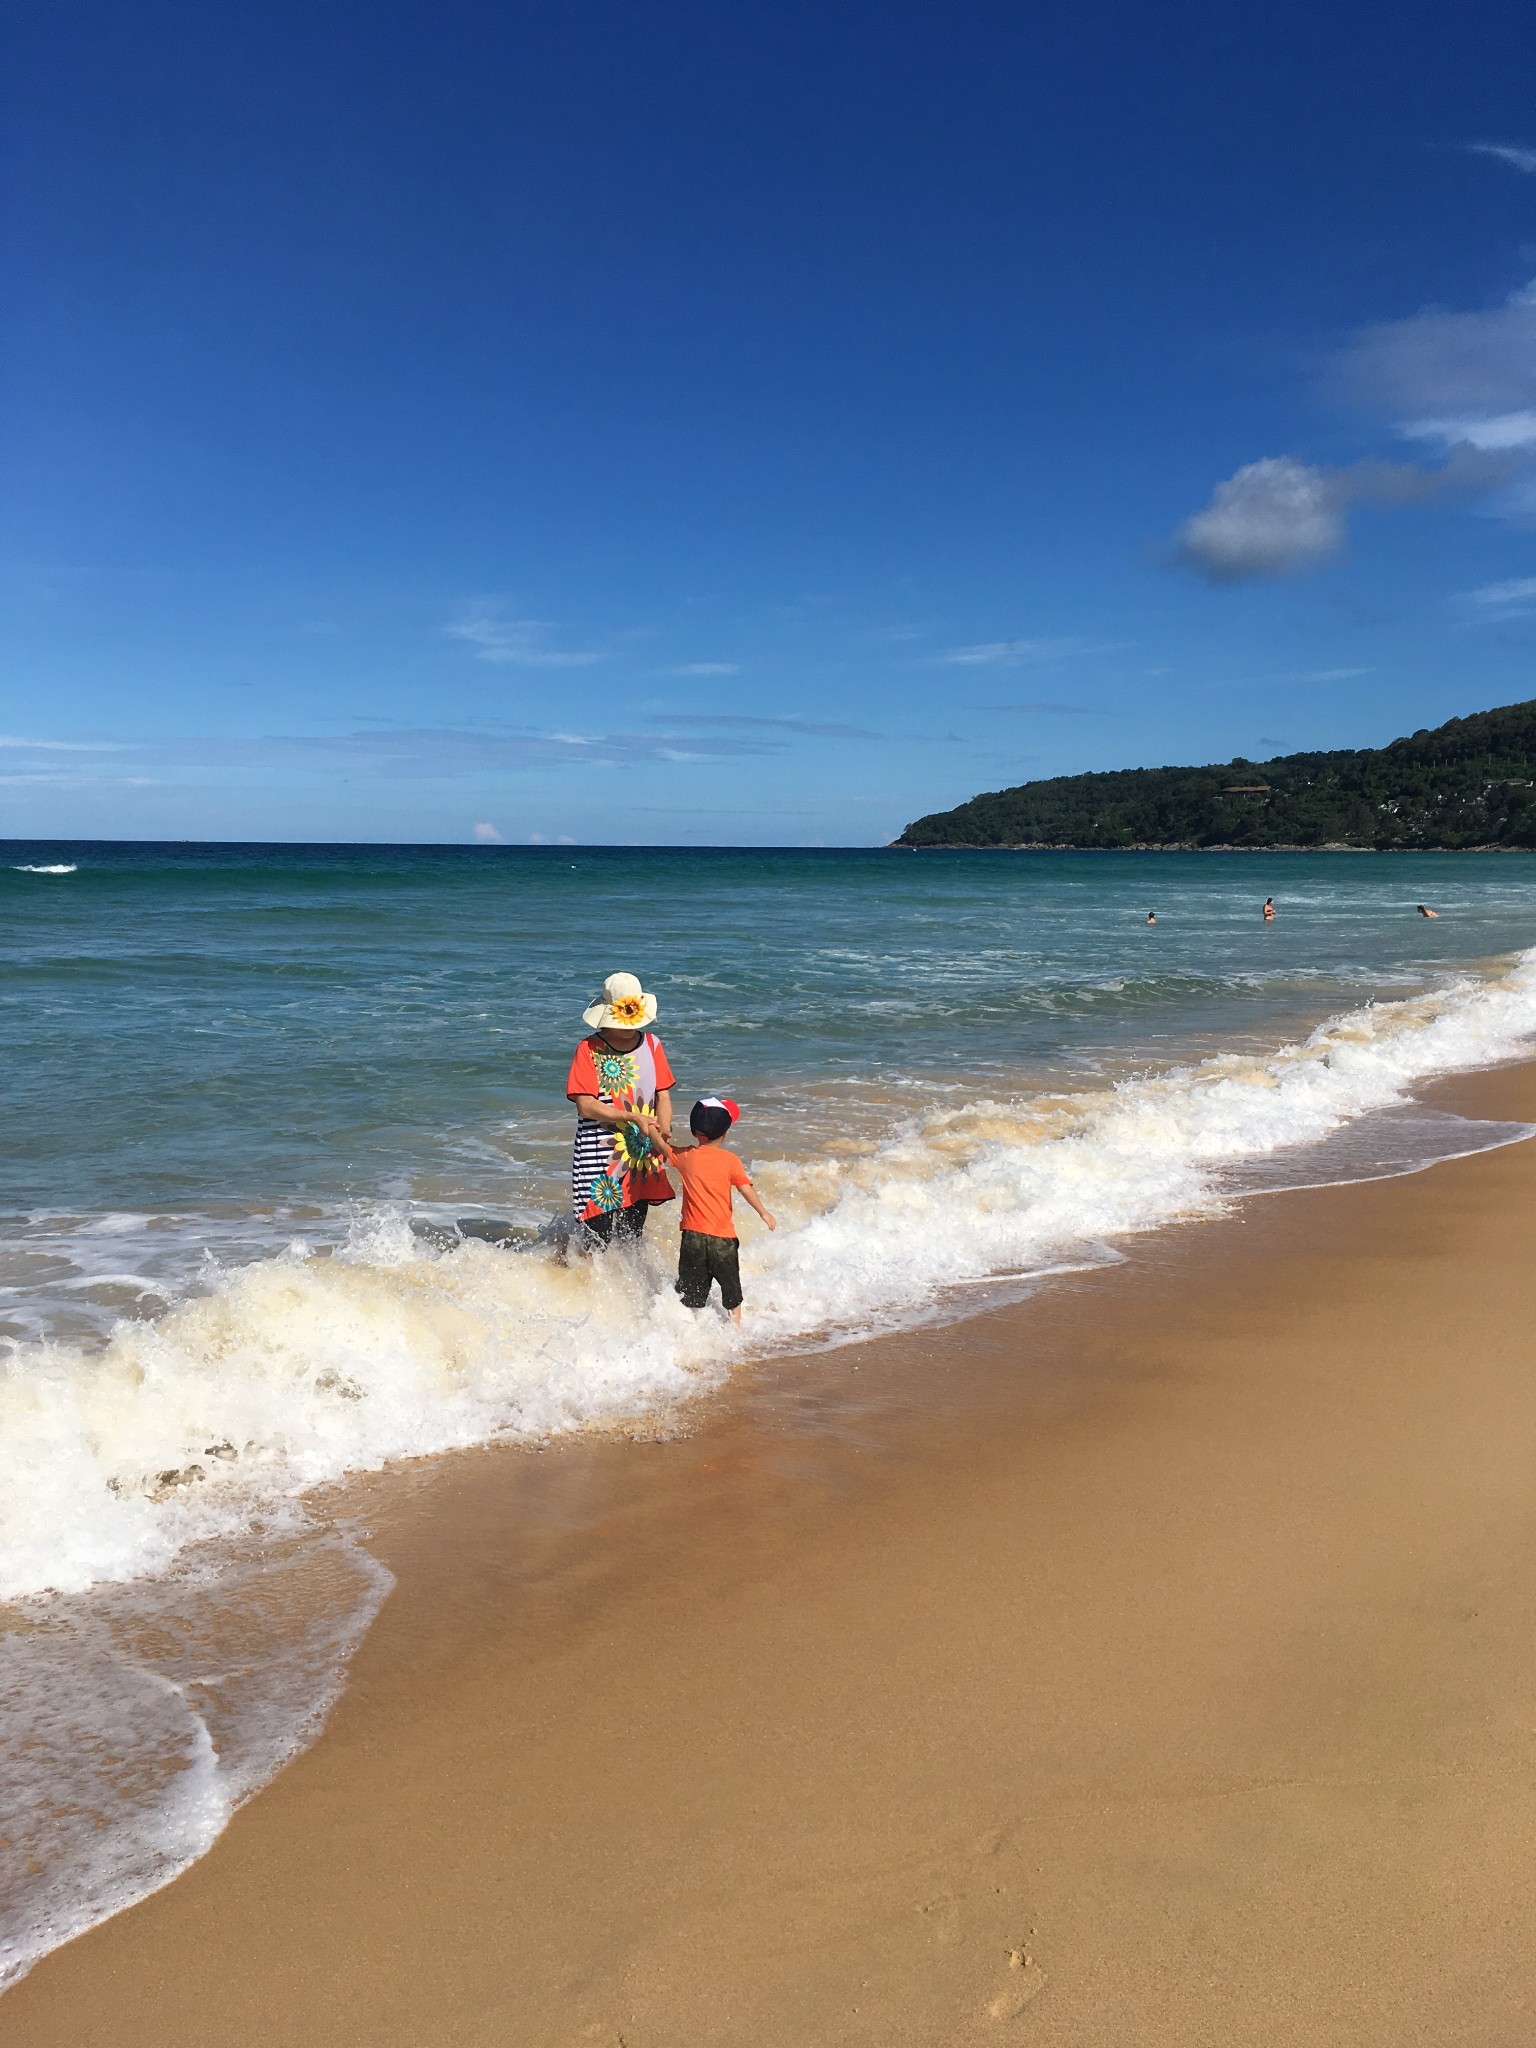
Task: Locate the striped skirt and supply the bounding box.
[571,1117,620,1217]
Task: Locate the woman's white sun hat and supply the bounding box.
[583,970,658,1031]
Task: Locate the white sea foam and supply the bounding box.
[12,863,77,874]
[0,1529,390,1989]
[3,950,1535,1608]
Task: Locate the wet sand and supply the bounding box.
[8,1065,1536,2047]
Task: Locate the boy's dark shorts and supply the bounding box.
[676,1230,742,1310]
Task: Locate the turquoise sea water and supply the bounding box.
[3,839,1536,1988]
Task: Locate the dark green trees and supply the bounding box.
[897,700,1536,850]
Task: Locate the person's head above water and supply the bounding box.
[689,1096,740,1143]
[583,971,657,1042]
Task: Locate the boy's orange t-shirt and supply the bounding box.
[672,1144,751,1238]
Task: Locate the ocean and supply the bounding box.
[4,840,1536,1985]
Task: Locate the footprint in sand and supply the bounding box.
[987,1953,1047,2022]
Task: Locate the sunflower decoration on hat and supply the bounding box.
[582,971,658,1032]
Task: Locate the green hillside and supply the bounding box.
[896,699,1536,851]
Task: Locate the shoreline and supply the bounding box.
[7,1062,1536,2045]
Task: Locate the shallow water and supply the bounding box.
[3,841,1536,1986]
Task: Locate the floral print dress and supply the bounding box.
[565,1032,677,1222]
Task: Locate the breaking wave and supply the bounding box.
[5,951,1535,1608]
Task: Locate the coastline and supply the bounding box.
[7,1062,1536,2046]
[890,842,1536,851]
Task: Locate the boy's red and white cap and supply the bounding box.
[698,1095,739,1123]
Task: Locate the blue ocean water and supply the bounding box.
[3,839,1536,1988]
[5,840,1535,1230]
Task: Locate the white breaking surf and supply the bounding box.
[3,950,1534,1608]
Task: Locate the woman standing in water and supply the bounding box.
[566,971,677,1246]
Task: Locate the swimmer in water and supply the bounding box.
[1417,904,1438,918]
[1145,911,1157,925]
[1262,897,1275,921]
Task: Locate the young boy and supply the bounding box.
[667,1096,776,1323]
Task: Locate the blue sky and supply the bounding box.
[5,0,1536,844]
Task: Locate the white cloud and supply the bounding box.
[1333,280,1536,432]
[1405,409,1536,451]
[1174,269,1536,590]
[1284,666,1371,682]
[472,821,504,842]
[979,701,1091,715]
[669,661,740,676]
[0,734,130,751]
[1175,446,1508,584]
[1174,458,1345,583]
[1457,574,1536,614]
[1469,142,1536,175]
[182,723,790,775]
[941,637,1106,666]
[646,713,881,739]
[446,609,606,667]
[0,773,158,786]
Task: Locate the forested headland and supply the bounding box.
[896,698,1536,851]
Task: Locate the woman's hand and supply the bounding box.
[573,1096,669,1152]
[573,1094,641,1128]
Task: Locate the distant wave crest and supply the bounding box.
[13,863,77,875]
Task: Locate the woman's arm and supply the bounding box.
[571,1093,662,1133]
[654,1087,673,1139]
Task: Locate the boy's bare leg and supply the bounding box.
[730,1306,742,1326]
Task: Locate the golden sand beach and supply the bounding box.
[7,1063,1536,2047]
